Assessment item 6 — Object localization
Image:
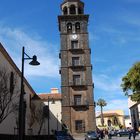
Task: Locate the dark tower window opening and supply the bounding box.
[72,57,80,66]
[74,95,81,105]
[78,7,83,14]
[10,72,14,94]
[71,40,78,49]
[75,120,85,132]
[67,23,72,33]
[73,75,80,85]
[75,22,80,33]
[70,5,76,15]
[63,7,68,15]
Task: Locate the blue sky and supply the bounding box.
[0,0,140,115]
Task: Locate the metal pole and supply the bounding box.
[57,114,58,131]
[48,96,50,138]
[18,47,25,140]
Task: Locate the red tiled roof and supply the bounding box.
[38,93,62,101]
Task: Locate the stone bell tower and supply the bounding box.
[58,0,96,134]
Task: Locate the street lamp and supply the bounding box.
[47,96,50,138]
[18,46,40,140]
[56,113,59,131]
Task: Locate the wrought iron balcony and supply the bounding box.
[69,63,85,70]
[69,81,87,88]
[71,101,89,109]
[69,48,84,54]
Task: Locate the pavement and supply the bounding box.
[73,135,140,140]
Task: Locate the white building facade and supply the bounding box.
[32,88,62,135]
[128,96,140,130]
[0,43,37,134]
[0,43,63,136]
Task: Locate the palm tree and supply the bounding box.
[97,98,107,126]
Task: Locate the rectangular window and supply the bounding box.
[10,72,14,94]
[75,120,85,132]
[72,57,80,66]
[71,40,78,49]
[74,95,81,105]
[73,75,80,85]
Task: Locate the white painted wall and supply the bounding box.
[31,99,62,135]
[125,118,131,128]
[44,100,62,133]
[0,46,35,134]
[128,96,137,108]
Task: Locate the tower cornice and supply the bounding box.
[61,0,84,7]
[58,14,89,23]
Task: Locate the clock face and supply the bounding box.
[72,34,78,39]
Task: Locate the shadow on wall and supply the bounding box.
[27,94,62,136]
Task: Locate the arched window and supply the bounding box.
[107,120,112,126]
[63,7,68,15]
[70,5,76,15]
[75,22,80,33]
[78,7,83,14]
[113,116,119,125]
[67,23,72,33]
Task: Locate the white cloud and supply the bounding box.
[0,25,60,78]
[122,15,140,27]
[89,32,100,42]
[94,11,140,46]
[93,74,121,92]
[123,0,140,3]
[106,99,129,114]
[117,7,140,28]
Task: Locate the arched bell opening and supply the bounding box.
[70,5,76,15]
[63,6,68,15]
[67,23,72,33]
[75,22,80,33]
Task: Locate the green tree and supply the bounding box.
[121,62,140,102]
[97,98,107,126]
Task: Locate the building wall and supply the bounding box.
[128,96,140,130]
[125,118,131,128]
[0,44,36,134]
[44,100,62,133]
[32,100,62,135]
[96,110,125,128]
[31,90,62,135]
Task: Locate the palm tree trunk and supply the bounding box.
[101,106,104,126]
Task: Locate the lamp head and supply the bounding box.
[29,55,40,66]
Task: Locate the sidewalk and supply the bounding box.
[73,133,85,140]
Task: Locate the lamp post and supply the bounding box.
[47,96,50,138]
[18,46,40,140]
[56,113,59,131]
